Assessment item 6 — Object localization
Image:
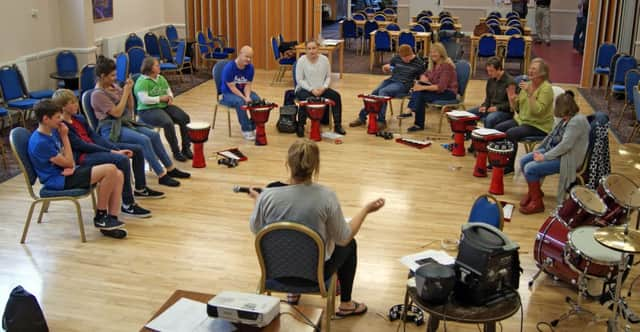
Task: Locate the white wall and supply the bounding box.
[93,0,166,40]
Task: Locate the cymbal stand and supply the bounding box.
[608,213,634,332]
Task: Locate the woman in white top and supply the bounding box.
[294,40,346,136]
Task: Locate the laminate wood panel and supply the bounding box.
[195,0,202,38]
[266,0,284,70]
[251,0,267,69]
[202,0,210,36]
[283,0,299,44]
[236,0,252,53]
[210,0,219,35]
[187,0,195,40]
[220,0,229,43]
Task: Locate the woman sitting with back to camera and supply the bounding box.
[91,56,190,187]
[248,139,385,317]
[518,91,590,214]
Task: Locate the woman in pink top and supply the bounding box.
[406,43,458,131]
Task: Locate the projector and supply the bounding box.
[207,291,280,327]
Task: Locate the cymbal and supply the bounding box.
[594,227,640,253]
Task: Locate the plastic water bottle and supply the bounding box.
[389,64,395,72]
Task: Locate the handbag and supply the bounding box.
[2,286,49,332]
[473,23,490,37]
[277,105,298,133]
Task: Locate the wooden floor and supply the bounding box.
[1,70,639,332]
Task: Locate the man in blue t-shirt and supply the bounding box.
[28,99,127,236]
[220,45,261,140]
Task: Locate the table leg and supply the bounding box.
[400,288,410,331]
[329,52,334,76]
[339,43,344,79]
[424,38,430,60]
[524,41,531,73]
[369,35,375,72]
[484,322,496,332]
[470,40,478,77]
[427,316,440,332]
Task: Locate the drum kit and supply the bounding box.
[241,100,278,146]
[357,94,392,134]
[445,111,479,156]
[530,173,640,330]
[298,97,336,141]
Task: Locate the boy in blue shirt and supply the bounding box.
[220,45,261,140]
[28,99,126,236]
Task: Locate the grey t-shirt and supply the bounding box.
[250,183,352,259]
[389,55,426,90]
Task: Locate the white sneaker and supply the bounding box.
[242,131,255,140]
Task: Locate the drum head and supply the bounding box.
[568,226,621,265]
[603,174,640,209]
[571,186,607,216]
[187,121,211,130]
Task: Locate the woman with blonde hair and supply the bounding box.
[518,91,589,214]
[248,139,385,317]
[406,42,458,131]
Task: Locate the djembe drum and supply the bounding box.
[487,140,513,195]
[242,100,278,146]
[358,94,392,134]
[471,129,506,177]
[186,121,211,168]
[299,97,336,141]
[446,112,479,156]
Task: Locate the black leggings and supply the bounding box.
[324,239,357,302]
[137,105,191,154]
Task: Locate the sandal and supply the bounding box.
[286,293,301,305]
[336,301,368,317]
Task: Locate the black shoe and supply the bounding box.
[134,186,165,199]
[296,125,305,137]
[398,113,413,118]
[407,125,424,132]
[173,152,187,162]
[167,168,191,179]
[93,213,125,230]
[121,203,152,218]
[182,148,193,160]
[334,126,346,135]
[159,175,180,187]
[100,228,128,239]
[504,166,514,175]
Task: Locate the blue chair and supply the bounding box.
[398,30,416,50]
[56,50,78,77]
[616,69,640,128]
[165,24,181,48]
[78,64,96,97]
[468,194,504,230]
[211,60,234,137]
[255,222,337,332]
[418,16,432,24]
[342,19,360,50]
[362,20,379,55]
[271,36,295,84]
[488,24,502,35]
[505,26,523,36]
[506,35,526,72]
[195,31,228,70]
[0,65,39,123]
[411,24,426,32]
[364,7,376,15]
[439,17,455,25]
[144,32,161,59]
[158,36,174,63]
[159,40,192,82]
[476,34,497,74]
[608,55,637,106]
[386,23,400,31]
[81,89,99,129]
[506,11,520,19]
[115,53,129,85]
[11,64,53,100]
[439,11,452,19]
[419,21,432,33]
[373,30,392,65]
[373,14,386,22]
[352,12,366,21]
[208,27,235,55]
[278,34,285,45]
[507,18,522,27]
[593,43,617,82]
[383,8,396,16]
[9,127,97,243]
[628,86,640,143]
[126,47,146,75]
[125,33,144,52]
[485,18,500,26]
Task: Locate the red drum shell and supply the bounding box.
[306,105,326,121]
[555,186,607,228]
[250,108,271,124]
[534,216,579,285]
[186,122,211,144]
[596,174,640,225]
[487,144,512,168]
[565,226,621,279]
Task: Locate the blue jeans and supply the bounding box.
[100,125,173,176]
[468,107,513,129]
[221,92,260,132]
[520,151,561,182]
[358,79,408,122]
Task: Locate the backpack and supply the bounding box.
[277,105,298,133]
[2,286,49,332]
[283,89,296,106]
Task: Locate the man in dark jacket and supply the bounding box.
[469,57,517,129]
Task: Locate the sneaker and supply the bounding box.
[349,118,365,127]
[94,214,125,230]
[398,112,413,118]
[182,148,193,160]
[159,174,180,187]
[168,168,191,179]
[173,151,187,162]
[100,228,128,239]
[334,125,346,135]
[242,131,255,140]
[134,186,165,199]
[121,203,152,218]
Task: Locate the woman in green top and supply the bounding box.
[134,57,192,162]
[494,58,555,174]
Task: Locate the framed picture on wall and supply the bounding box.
[93,0,114,22]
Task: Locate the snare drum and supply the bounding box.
[597,174,640,225]
[186,122,211,168]
[555,186,607,228]
[566,226,621,279]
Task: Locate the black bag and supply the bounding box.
[283,89,296,106]
[277,105,298,133]
[2,286,49,332]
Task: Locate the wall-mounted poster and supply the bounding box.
[93,0,114,22]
